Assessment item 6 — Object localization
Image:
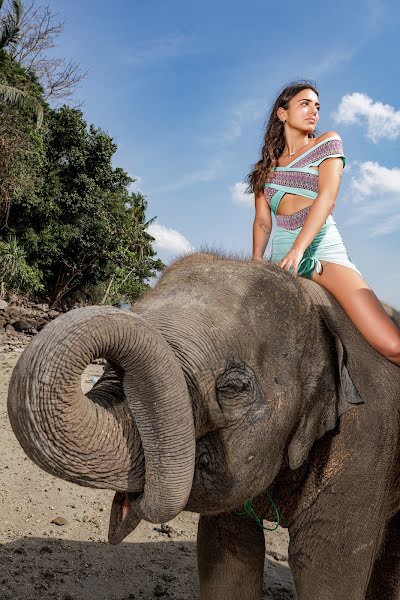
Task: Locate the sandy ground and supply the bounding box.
[0,347,295,600]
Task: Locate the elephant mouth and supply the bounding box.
[108,491,143,544]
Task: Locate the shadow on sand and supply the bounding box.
[0,536,294,600]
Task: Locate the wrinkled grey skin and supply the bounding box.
[7,253,400,600]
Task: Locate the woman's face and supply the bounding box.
[279,88,320,133]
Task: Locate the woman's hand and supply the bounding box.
[277,246,304,277]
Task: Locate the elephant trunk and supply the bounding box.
[7,306,195,525]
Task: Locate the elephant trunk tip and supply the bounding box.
[108,491,142,545]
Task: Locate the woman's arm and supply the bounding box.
[252,191,272,261]
[277,156,344,275]
[293,156,343,251]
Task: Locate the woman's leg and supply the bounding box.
[311,262,400,366]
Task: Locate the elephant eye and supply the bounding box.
[214,361,265,422]
[216,363,254,400]
[218,376,250,395]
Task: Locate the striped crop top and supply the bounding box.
[264,136,346,230]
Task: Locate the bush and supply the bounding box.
[0,236,43,294]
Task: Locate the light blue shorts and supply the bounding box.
[270,215,362,279]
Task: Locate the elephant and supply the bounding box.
[7,252,400,600]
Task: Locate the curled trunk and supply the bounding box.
[7,306,195,524]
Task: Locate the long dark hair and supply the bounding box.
[246,80,319,195]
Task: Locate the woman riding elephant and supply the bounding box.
[249,81,400,366]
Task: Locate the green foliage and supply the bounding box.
[0,1,43,129]
[0,49,46,227]
[0,235,43,292]
[0,82,43,128]
[0,13,163,305]
[85,269,153,306]
[5,105,164,305]
[0,0,22,50]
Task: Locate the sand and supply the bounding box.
[0,346,294,600]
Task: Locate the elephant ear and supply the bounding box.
[288,318,363,471]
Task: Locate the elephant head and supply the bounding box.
[8,253,369,544]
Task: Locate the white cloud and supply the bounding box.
[365,0,385,32]
[222,99,265,145]
[230,181,253,208]
[349,161,400,200]
[159,160,223,192]
[369,214,400,237]
[312,48,355,79]
[201,98,266,146]
[128,173,143,194]
[333,92,400,142]
[147,223,195,255]
[124,34,194,67]
[345,161,400,236]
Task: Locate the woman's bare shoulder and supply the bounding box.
[315,130,342,143]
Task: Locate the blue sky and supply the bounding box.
[49,0,400,306]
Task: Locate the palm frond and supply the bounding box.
[12,0,22,23]
[145,216,157,227]
[0,18,18,47]
[0,0,22,49]
[0,84,43,129]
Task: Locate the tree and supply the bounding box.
[0,235,42,294]
[0,0,21,48]
[0,0,43,127]
[0,49,45,226]
[9,0,87,102]
[6,106,164,305]
[0,4,163,304]
[96,194,164,305]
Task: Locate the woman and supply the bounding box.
[247,81,400,366]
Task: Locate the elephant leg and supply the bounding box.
[366,511,400,600]
[288,499,385,600]
[197,511,265,600]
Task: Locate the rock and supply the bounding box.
[43,569,55,581]
[50,516,67,526]
[93,358,106,365]
[12,320,34,333]
[0,299,8,310]
[33,318,48,331]
[48,310,61,319]
[154,523,176,537]
[267,550,288,562]
[154,584,168,597]
[33,303,49,312]
[4,306,21,319]
[5,324,15,337]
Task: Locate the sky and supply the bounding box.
[48,0,400,306]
